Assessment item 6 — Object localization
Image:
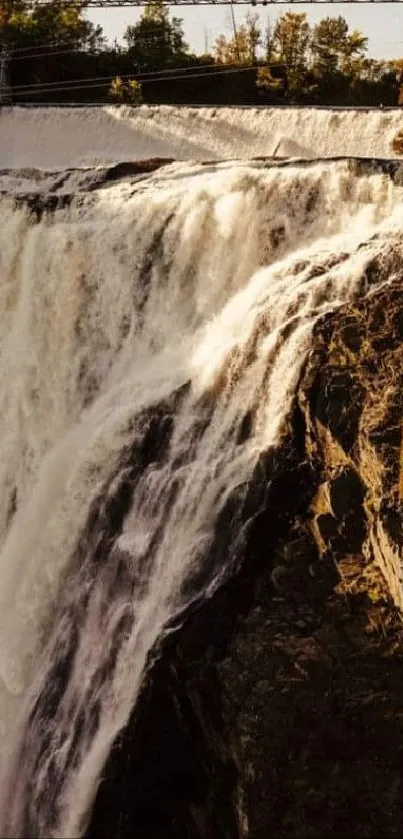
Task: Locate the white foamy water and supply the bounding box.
[0,157,403,836]
[2,104,403,169]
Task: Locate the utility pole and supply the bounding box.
[229,0,240,63]
[0,43,11,106]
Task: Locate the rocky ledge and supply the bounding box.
[87,270,403,839]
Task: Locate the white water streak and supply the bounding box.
[0,158,402,835]
[2,105,403,169]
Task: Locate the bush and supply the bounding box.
[108,76,143,104]
[256,67,283,91]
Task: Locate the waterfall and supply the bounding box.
[2,104,403,168]
[0,156,402,836]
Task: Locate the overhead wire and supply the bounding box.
[8,62,237,91]
[9,61,227,92]
[10,38,199,62]
[10,41,202,62]
[11,64,258,97]
[10,48,94,61]
[8,20,250,62]
[7,15,275,101]
[10,39,78,54]
[9,27,219,62]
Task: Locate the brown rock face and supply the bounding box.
[88,275,403,839]
[306,271,403,610]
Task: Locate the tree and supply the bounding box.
[1,0,105,104]
[256,66,283,92]
[264,18,275,62]
[213,12,261,65]
[32,2,103,49]
[124,1,188,70]
[0,1,31,47]
[272,12,310,92]
[0,0,103,50]
[348,57,399,106]
[213,26,250,64]
[311,16,367,77]
[245,11,261,64]
[0,1,26,30]
[109,76,143,104]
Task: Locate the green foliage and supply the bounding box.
[1,2,400,107]
[124,1,188,69]
[213,12,261,65]
[256,66,283,91]
[271,12,310,92]
[0,0,103,50]
[127,79,143,103]
[311,16,367,77]
[108,76,143,104]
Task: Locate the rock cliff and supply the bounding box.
[86,266,403,837]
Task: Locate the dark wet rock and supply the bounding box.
[5,156,403,220]
[0,158,175,221]
[12,192,74,220]
[86,271,403,839]
[308,368,365,455]
[340,321,362,353]
[93,158,175,186]
[380,500,403,546]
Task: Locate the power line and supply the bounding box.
[10,40,76,55]
[9,62,222,92]
[10,48,92,62]
[18,0,403,6]
[10,34,209,63]
[8,39,403,67]
[8,27,225,62]
[11,64,258,97]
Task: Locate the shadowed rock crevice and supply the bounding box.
[87,273,403,839]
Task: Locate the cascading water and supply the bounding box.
[0,155,403,837]
[3,105,403,168]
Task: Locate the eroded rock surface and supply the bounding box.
[84,271,403,839]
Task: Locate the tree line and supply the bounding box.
[215,10,402,105]
[1,0,402,106]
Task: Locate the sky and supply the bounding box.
[88,3,403,60]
